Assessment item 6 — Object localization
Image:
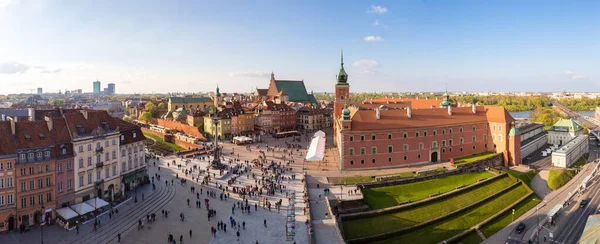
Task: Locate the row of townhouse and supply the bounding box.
[0,109,146,232]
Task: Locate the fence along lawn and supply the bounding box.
[343,175,514,240]
[362,171,494,209]
[371,184,530,244]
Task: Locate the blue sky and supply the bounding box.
[0,0,599,95]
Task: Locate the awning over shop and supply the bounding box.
[56,207,79,220]
[85,198,109,209]
[71,202,94,215]
[305,131,326,161]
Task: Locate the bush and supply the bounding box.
[548,169,577,190]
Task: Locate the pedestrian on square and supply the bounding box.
[243,221,245,230]
[118,233,121,242]
[264,219,267,228]
[180,234,183,243]
[189,229,192,238]
[237,231,240,241]
[224,224,227,233]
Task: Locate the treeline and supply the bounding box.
[528,107,568,128]
[558,97,600,111]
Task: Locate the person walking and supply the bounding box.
[211,226,216,238]
[180,234,183,243]
[242,221,246,230]
[224,224,227,233]
[236,230,240,241]
[118,233,121,243]
[264,219,267,228]
[189,229,192,238]
[76,224,79,235]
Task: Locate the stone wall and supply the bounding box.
[455,153,504,171]
[155,119,206,140]
[141,128,203,150]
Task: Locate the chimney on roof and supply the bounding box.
[45,116,53,131]
[80,110,88,120]
[376,107,381,120]
[8,116,15,135]
[472,104,476,114]
[407,107,412,119]
[448,105,453,116]
[28,108,35,121]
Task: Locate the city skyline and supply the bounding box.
[0,0,599,95]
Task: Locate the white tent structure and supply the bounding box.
[85,198,109,209]
[305,130,326,161]
[71,202,95,215]
[56,207,79,220]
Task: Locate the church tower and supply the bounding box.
[334,49,349,119]
[214,85,222,107]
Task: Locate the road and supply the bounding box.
[551,101,599,130]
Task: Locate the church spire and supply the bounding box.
[337,48,348,84]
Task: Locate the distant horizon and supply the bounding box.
[1,1,598,94]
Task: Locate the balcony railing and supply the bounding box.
[95,146,104,153]
[96,162,104,168]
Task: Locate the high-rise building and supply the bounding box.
[37,88,43,94]
[107,83,115,95]
[93,80,101,95]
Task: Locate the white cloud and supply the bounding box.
[368,5,387,14]
[353,59,379,68]
[564,70,588,80]
[364,36,383,42]
[361,69,377,74]
[373,20,380,26]
[228,71,271,78]
[41,68,61,74]
[0,61,30,74]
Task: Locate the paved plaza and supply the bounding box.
[0,133,320,244]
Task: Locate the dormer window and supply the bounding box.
[133,132,137,138]
[76,125,84,134]
[28,153,34,159]
[101,122,109,130]
[121,135,125,140]
[39,134,45,140]
[45,151,50,157]
[20,154,25,160]
[24,135,31,141]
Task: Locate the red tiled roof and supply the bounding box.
[15,120,53,149]
[256,89,268,96]
[51,117,72,143]
[369,98,444,109]
[0,121,17,155]
[484,106,515,123]
[349,106,488,131]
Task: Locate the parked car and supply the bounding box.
[515,222,526,234]
[580,199,589,209]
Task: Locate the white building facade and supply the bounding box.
[552,135,589,168]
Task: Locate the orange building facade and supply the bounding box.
[332,52,521,170]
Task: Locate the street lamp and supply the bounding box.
[512,209,515,223]
[532,198,545,243]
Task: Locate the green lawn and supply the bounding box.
[504,169,539,187]
[362,171,494,209]
[480,195,540,238]
[453,152,497,166]
[339,170,435,185]
[371,185,530,244]
[343,175,514,240]
[143,132,186,152]
[548,169,577,190]
[459,231,483,244]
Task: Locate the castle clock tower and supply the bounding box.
[334,49,350,142]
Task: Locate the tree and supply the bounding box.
[123,115,133,122]
[139,112,152,123]
[150,95,157,101]
[195,122,204,132]
[158,102,166,109]
[48,99,65,105]
[145,103,158,117]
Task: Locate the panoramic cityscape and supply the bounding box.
[1,1,600,244]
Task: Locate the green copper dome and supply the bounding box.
[509,122,520,136]
[440,89,452,107]
[342,104,351,120]
[336,49,348,84]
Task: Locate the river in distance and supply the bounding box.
[509,110,594,119]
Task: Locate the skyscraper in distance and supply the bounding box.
[107,83,115,95]
[93,80,101,95]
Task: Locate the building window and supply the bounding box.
[79,176,84,187]
[388,157,392,162]
[30,181,34,190]
[449,147,453,152]
[460,147,463,152]
[433,130,437,136]
[57,163,62,172]
[472,136,476,142]
[28,153,34,159]
[360,135,365,141]
[106,167,110,179]
[45,151,50,157]
[372,147,377,154]
[460,137,464,145]
[30,197,34,206]
[388,134,392,140]
[388,146,393,153]
[442,129,446,135]
[46,178,51,187]
[460,127,463,133]
[473,145,476,150]
[499,125,502,131]
[21,182,25,192]
[88,157,92,166]
[485,143,488,148]
[403,155,407,160]
[418,154,421,159]
[403,133,407,138]
[350,160,354,165]
[105,153,109,161]
[442,148,446,153]
[349,148,354,156]
[424,131,427,137]
[21,198,26,208]
[361,160,365,164]
[112,139,116,145]
[499,135,502,141]
[449,129,453,134]
[7,177,12,187]
[79,158,83,168]
[492,134,496,140]
[113,165,116,176]
[493,125,496,131]
[68,179,72,190]
[449,139,453,146]
[88,173,92,185]
[349,136,353,142]
[46,164,50,172]
[79,146,83,152]
[20,154,25,160]
[372,158,376,164]
[88,144,92,151]
[7,162,11,169]
[472,126,476,131]
[20,168,25,176]
[58,182,63,192]
[113,151,116,159]
[360,147,366,155]
[419,143,424,150]
[372,134,376,140]
[416,132,419,138]
[432,141,438,148]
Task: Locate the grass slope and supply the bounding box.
[343,175,513,240]
[453,152,497,166]
[339,168,447,185]
[460,231,483,244]
[143,132,186,152]
[371,185,530,244]
[504,169,539,187]
[480,195,540,238]
[362,171,494,209]
[547,169,577,190]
